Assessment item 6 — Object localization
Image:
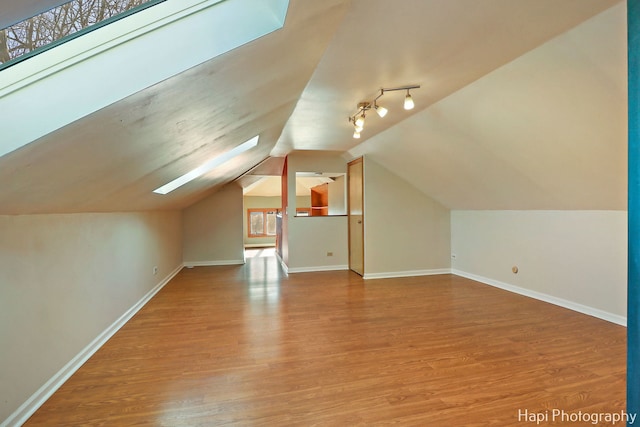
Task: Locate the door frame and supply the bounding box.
[347,157,364,275]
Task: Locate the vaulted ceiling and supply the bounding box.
[0,0,626,214]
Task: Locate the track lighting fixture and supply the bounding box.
[348,84,420,138]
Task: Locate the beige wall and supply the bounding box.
[286,152,349,271]
[183,184,245,265]
[328,175,346,215]
[363,157,451,277]
[243,196,281,246]
[451,210,627,322]
[295,195,312,209]
[0,211,182,424]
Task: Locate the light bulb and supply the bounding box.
[353,130,361,139]
[376,105,388,118]
[354,123,363,133]
[355,114,365,127]
[404,92,414,110]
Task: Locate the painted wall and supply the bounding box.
[243,196,281,246]
[294,196,312,210]
[183,184,245,265]
[286,152,349,271]
[0,211,182,424]
[328,175,347,215]
[363,157,451,278]
[451,210,627,323]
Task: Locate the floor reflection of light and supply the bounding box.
[248,257,280,303]
[244,247,276,259]
[243,247,284,360]
[244,248,283,305]
[157,375,253,426]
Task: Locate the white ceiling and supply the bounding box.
[0,0,348,213]
[0,0,626,213]
[349,2,627,210]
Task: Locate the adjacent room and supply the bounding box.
[0,0,632,425]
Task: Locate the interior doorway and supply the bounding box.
[242,176,282,253]
[348,158,364,276]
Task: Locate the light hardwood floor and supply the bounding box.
[25,251,626,426]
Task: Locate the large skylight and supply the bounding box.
[153,136,260,195]
[0,0,164,70]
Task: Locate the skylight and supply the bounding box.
[153,136,260,195]
[0,0,165,70]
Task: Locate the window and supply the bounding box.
[0,0,164,70]
[248,209,278,238]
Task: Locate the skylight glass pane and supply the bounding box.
[0,0,164,69]
[153,136,260,195]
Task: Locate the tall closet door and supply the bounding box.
[348,158,364,276]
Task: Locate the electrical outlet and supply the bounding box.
[327,252,333,257]
[153,266,158,275]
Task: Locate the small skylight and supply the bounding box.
[0,0,164,70]
[153,136,260,195]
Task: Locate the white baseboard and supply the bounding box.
[287,264,349,273]
[1,264,184,427]
[275,252,289,274]
[184,259,245,268]
[452,269,627,326]
[363,268,451,280]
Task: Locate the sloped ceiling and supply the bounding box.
[274,0,622,156]
[0,0,626,214]
[0,0,349,214]
[348,2,627,210]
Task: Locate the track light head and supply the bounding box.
[404,90,415,110]
[375,104,388,118]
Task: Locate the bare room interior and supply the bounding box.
[0,0,634,425]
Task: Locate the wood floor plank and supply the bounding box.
[24,252,626,426]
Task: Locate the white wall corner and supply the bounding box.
[0,264,184,427]
[275,252,289,274]
[451,269,627,327]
